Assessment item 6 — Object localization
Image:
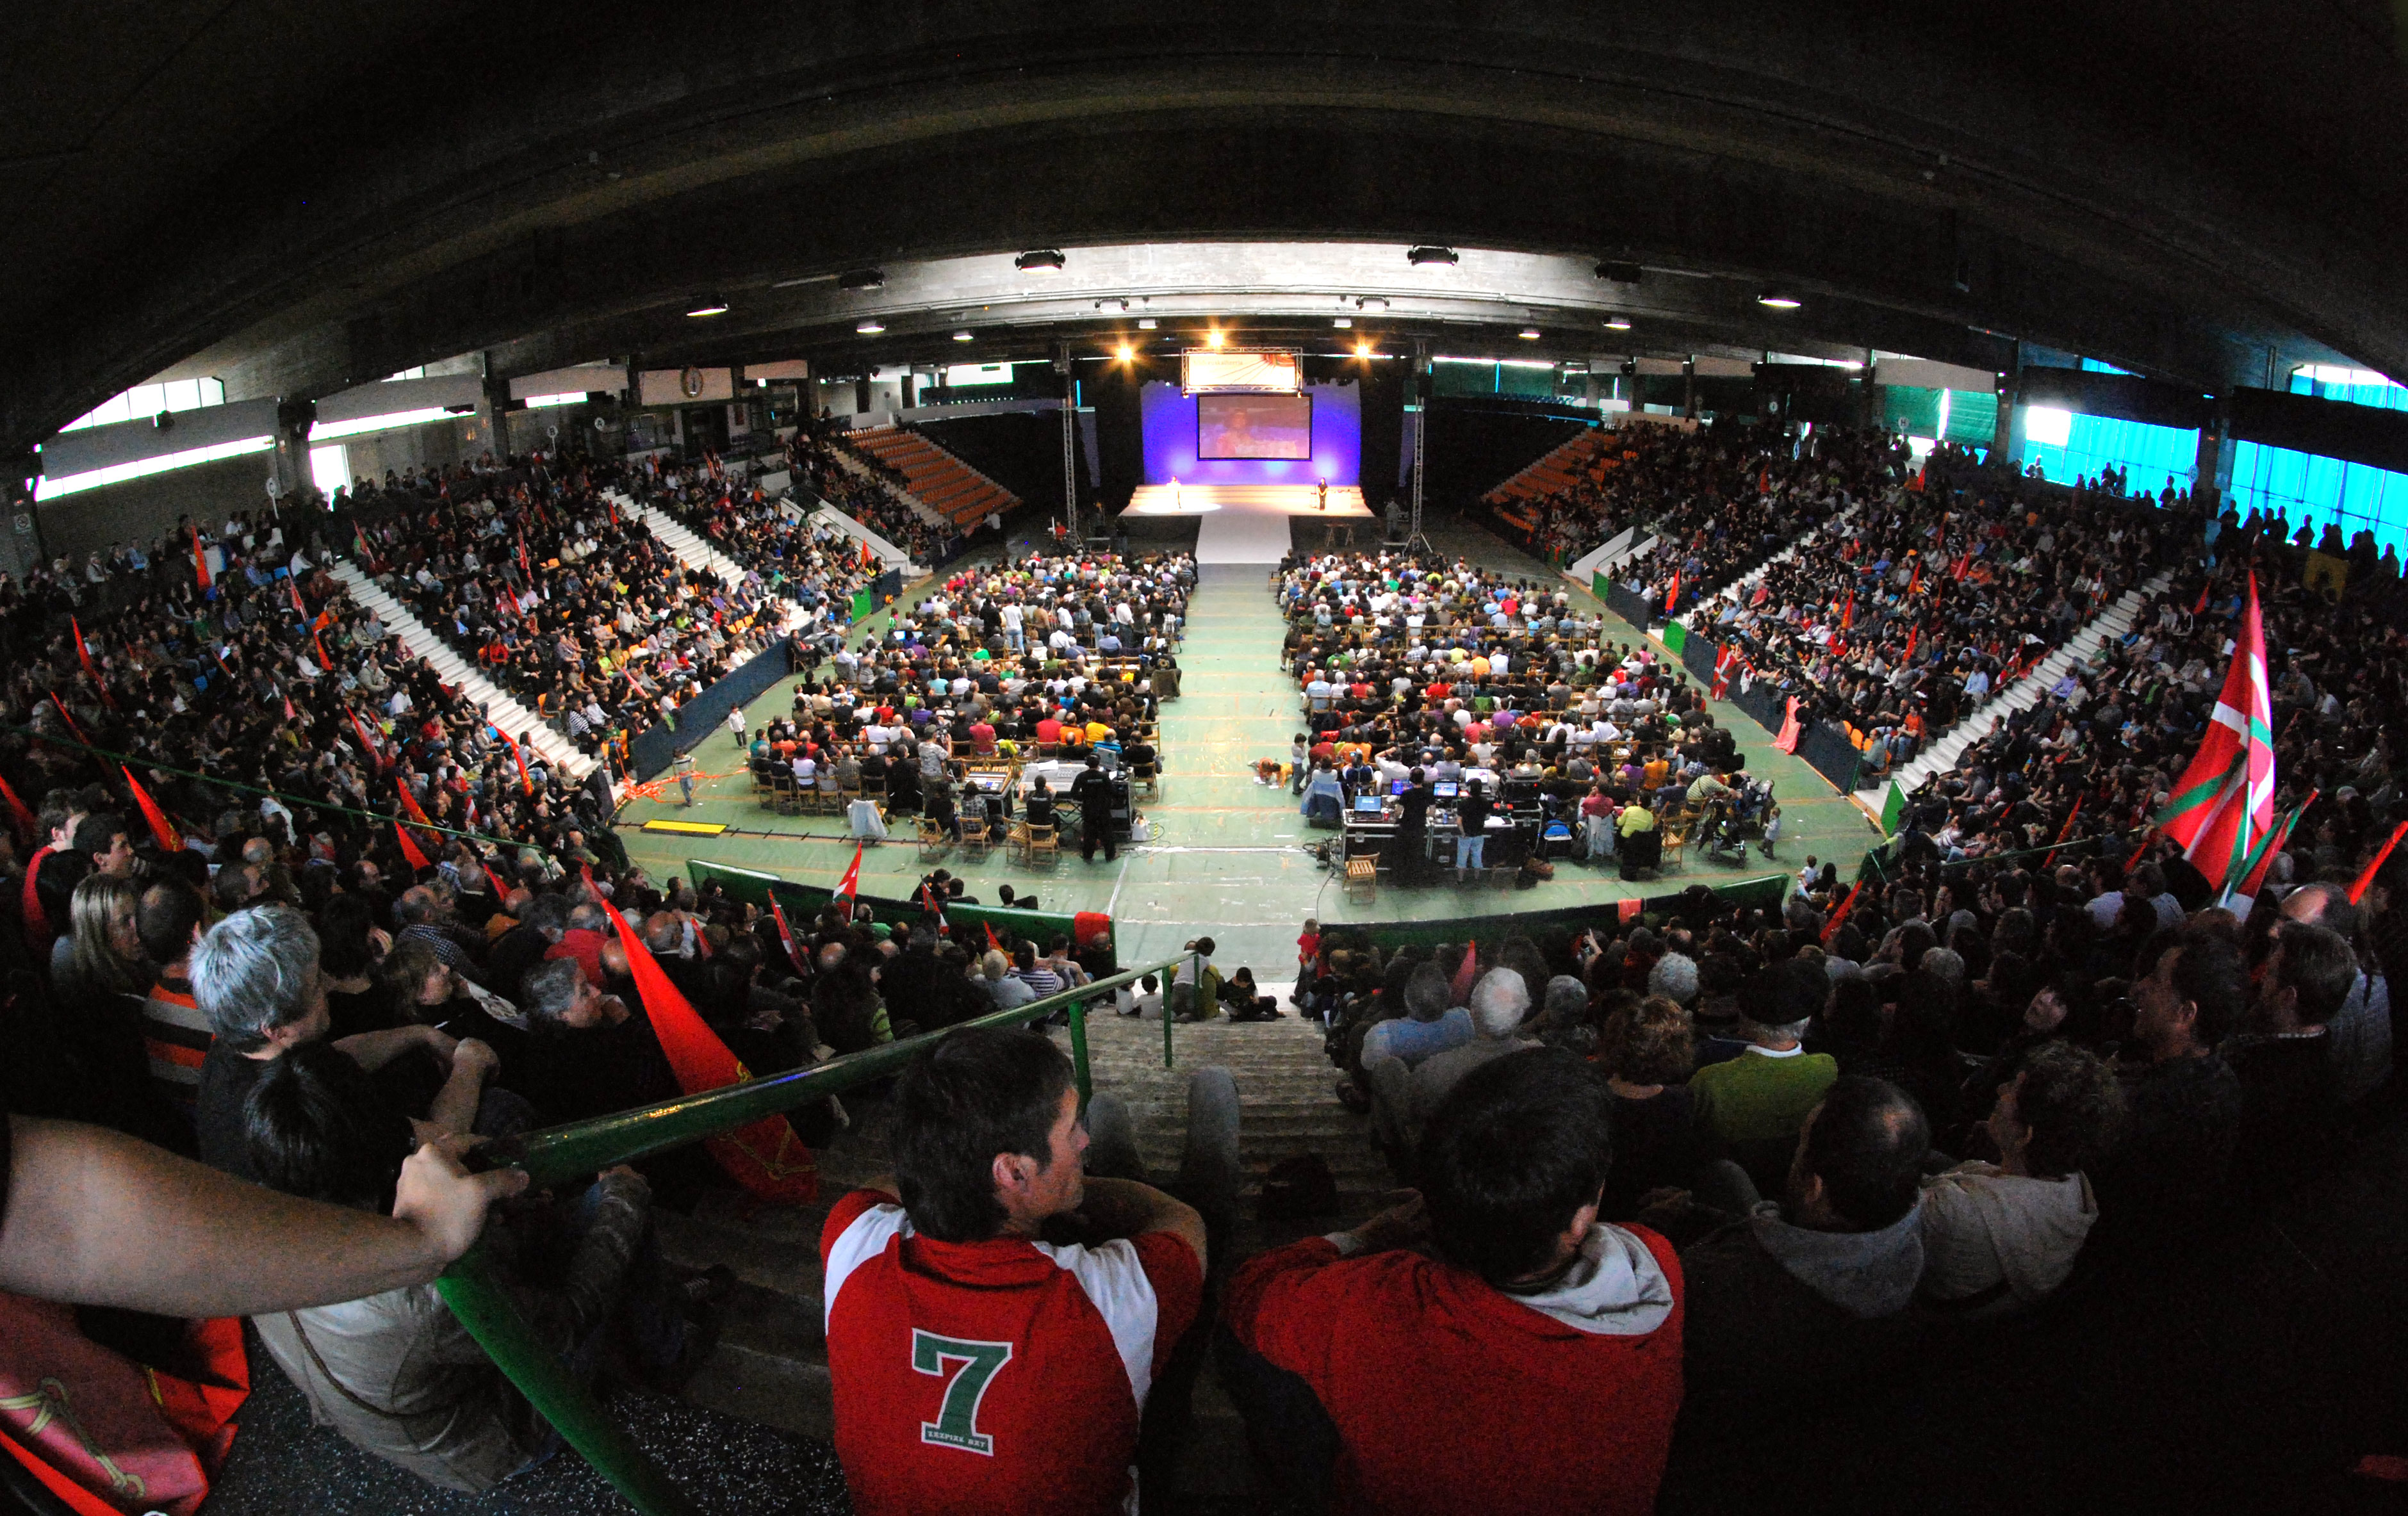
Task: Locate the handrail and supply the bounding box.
[432,952,1195,1516]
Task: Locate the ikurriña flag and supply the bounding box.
[2155,572,2275,896]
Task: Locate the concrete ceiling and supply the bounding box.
[3,1,2404,452]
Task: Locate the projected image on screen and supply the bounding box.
[1197,393,1313,459]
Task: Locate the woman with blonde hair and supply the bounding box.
[50,871,181,1148]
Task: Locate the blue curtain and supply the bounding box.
[2022,414,2198,495]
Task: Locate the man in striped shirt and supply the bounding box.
[135,877,211,1137]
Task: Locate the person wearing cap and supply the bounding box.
[1687,958,1839,1194]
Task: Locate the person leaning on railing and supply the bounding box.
[820,1023,1231,1516]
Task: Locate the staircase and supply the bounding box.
[611,493,806,635]
[1670,494,1874,632]
[846,425,1021,531]
[659,1006,1384,1501]
[1854,567,2174,808]
[327,560,599,780]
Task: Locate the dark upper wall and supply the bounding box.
[3,1,2404,455]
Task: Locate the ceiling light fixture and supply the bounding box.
[1356,341,1373,358]
[685,300,730,318]
[856,320,885,334]
[1206,329,1226,348]
[1115,343,1135,362]
[951,330,974,342]
[1332,316,1353,329]
[1519,327,1543,340]
[1407,246,1460,266]
[1015,249,1066,272]
[1604,316,1632,331]
[837,268,885,292]
[1136,317,1158,330]
[1357,297,1389,313]
[1096,298,1129,313]
[1757,290,1803,309]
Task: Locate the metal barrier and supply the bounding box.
[431,951,1198,1516]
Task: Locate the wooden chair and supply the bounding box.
[1020,822,1058,869]
[1657,815,1691,870]
[839,781,864,809]
[773,771,802,815]
[749,758,774,797]
[917,817,951,860]
[960,817,992,861]
[815,778,842,814]
[1129,759,1160,799]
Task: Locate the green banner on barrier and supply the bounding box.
[851,589,875,621]
[684,860,1120,973]
[1662,619,1687,655]
[1323,873,1790,959]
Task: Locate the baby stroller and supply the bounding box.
[1699,777,1775,866]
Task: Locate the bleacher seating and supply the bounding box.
[846,425,1021,530]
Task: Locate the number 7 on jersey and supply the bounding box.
[912,1331,1013,1455]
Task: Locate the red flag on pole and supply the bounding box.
[120,767,181,852]
[598,894,818,1204]
[288,575,307,620]
[517,532,531,576]
[0,772,38,847]
[769,896,804,974]
[2156,573,2276,897]
[481,859,514,903]
[2193,580,2213,616]
[1662,568,1681,616]
[2042,795,2083,870]
[1841,591,1855,631]
[393,820,432,874]
[190,528,211,591]
[47,693,85,746]
[1711,644,1738,701]
[1773,696,1803,754]
[2349,819,2408,906]
[348,708,382,769]
[1951,550,1971,581]
[1908,560,1922,598]
[1820,879,1863,945]
[1903,624,1919,662]
[983,920,1004,953]
[309,630,332,671]
[498,729,534,795]
[833,844,864,907]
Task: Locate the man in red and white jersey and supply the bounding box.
[821,1025,1208,1515]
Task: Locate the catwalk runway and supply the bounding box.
[1122,484,1373,563]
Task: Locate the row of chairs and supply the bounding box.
[918,817,1061,869]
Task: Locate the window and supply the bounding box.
[2020,412,2197,495]
[310,444,350,496]
[35,436,272,500]
[58,377,225,433]
[2227,441,2408,557]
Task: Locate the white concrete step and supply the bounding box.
[612,492,809,635]
[327,560,598,779]
[1669,492,1878,635]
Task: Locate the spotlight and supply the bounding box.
[1356,341,1373,358]
[1407,246,1460,267]
[1206,330,1226,348]
[856,320,885,334]
[952,330,974,342]
[1015,249,1067,272]
[1116,343,1135,361]
[1332,316,1353,329]
[837,268,885,292]
[1519,327,1543,340]
[685,300,730,318]
[1137,318,1159,330]
[1757,290,1803,309]
[1603,316,1632,330]
[1357,297,1390,312]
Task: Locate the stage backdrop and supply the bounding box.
[1141,379,1360,487]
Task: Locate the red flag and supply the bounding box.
[393,820,432,874]
[607,498,619,527]
[47,693,85,746]
[288,575,307,620]
[1758,468,1769,495]
[1908,560,1922,598]
[1903,624,1919,662]
[1663,568,1681,615]
[498,729,534,795]
[517,532,531,576]
[348,708,383,769]
[1820,879,1862,945]
[859,539,874,572]
[481,860,514,903]
[1773,696,1802,754]
[1711,644,1738,701]
[2042,795,2083,870]
[120,766,182,852]
[70,617,95,680]
[769,896,804,973]
[2193,580,2212,616]
[599,894,818,1204]
[1841,591,1855,631]
[2350,820,2408,905]
[282,692,296,721]
[2156,573,2275,897]
[0,773,37,847]
[309,630,332,671]
[190,528,211,591]
[1951,550,1971,581]
[833,843,864,905]
[983,920,1004,954]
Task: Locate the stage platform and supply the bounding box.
[1123,483,1373,563]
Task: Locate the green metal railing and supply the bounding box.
[432,950,1199,1516]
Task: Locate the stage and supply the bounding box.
[1122,483,1373,563]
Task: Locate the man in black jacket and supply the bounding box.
[1070,754,1117,862]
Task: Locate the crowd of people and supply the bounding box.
[784,420,949,564]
